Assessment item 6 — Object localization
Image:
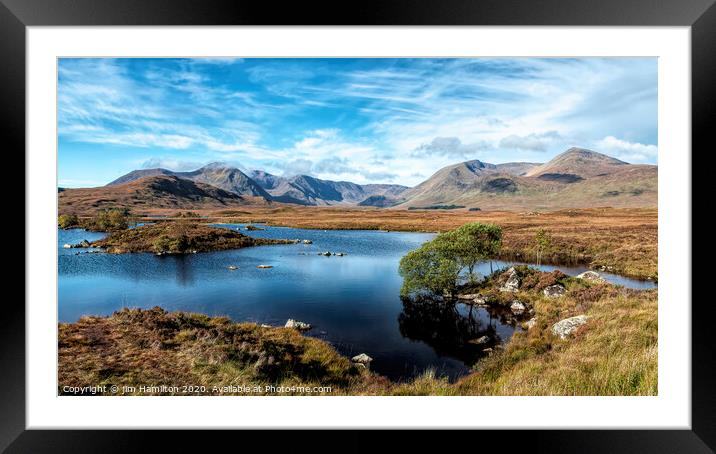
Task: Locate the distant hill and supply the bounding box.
[59,175,268,214]
[86,147,656,212]
[108,163,271,200]
[248,170,408,206]
[394,148,656,210]
[358,195,400,207]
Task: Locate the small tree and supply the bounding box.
[442,223,502,283]
[399,222,503,295]
[94,208,130,231]
[58,214,79,229]
[534,228,552,266]
[399,241,462,297]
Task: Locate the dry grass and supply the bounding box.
[392,277,658,396]
[58,307,388,395]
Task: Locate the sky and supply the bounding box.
[58,57,657,188]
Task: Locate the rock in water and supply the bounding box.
[543,284,566,298]
[63,243,72,249]
[302,239,312,244]
[351,353,373,368]
[468,335,490,345]
[500,267,520,292]
[510,300,527,314]
[576,271,606,283]
[78,239,91,247]
[551,315,589,339]
[256,265,273,269]
[285,319,311,330]
[227,265,238,270]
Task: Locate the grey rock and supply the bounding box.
[510,300,527,315]
[351,353,373,365]
[524,317,537,330]
[543,284,566,298]
[576,271,606,283]
[285,319,311,330]
[551,315,589,339]
[500,267,520,292]
[469,335,490,345]
[302,239,313,244]
[472,296,488,306]
[457,293,481,300]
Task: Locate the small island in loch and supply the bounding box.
[90,221,294,254]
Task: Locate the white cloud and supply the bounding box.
[499,131,562,152]
[594,136,658,163]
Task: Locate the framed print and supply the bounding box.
[5,0,715,450]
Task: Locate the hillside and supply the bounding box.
[249,170,408,206]
[59,175,269,215]
[108,163,271,200]
[89,148,656,211]
[395,148,656,210]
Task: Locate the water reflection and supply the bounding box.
[398,296,513,365]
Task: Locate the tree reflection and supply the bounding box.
[398,295,500,365]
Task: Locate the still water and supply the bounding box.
[58,224,655,381]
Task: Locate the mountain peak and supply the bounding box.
[558,147,627,164]
[200,162,234,171]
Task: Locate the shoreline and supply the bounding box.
[57,267,657,396]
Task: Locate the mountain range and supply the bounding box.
[60,147,657,213]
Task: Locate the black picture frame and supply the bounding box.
[4,0,713,451]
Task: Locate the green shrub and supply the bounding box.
[58,214,79,229]
[94,208,130,231]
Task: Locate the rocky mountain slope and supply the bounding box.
[395,148,656,210]
[86,148,656,211]
[59,175,269,214]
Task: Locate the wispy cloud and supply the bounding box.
[58,57,657,187]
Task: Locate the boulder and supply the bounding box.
[63,243,72,249]
[457,293,481,300]
[319,251,332,256]
[576,271,606,283]
[285,319,311,330]
[351,353,373,366]
[302,239,313,244]
[227,265,238,270]
[510,300,527,315]
[499,267,520,292]
[256,265,273,269]
[551,315,589,339]
[543,284,566,298]
[472,296,488,307]
[78,239,91,247]
[468,335,490,345]
[335,252,345,256]
[524,317,537,330]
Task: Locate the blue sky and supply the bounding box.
[58,57,657,188]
